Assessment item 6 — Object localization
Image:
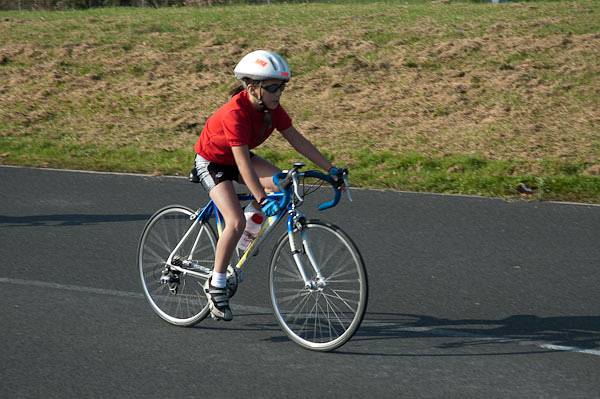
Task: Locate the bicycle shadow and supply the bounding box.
[191,311,600,356]
[0,214,150,227]
[335,312,600,356]
[190,313,600,357]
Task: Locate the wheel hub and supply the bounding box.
[305,280,325,292]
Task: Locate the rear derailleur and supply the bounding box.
[160,257,185,295]
[160,268,180,295]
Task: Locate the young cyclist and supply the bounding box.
[194,50,344,321]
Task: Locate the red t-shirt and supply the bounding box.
[194,91,292,165]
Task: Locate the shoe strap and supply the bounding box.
[208,286,229,307]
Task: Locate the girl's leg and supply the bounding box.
[209,181,245,275]
[204,181,243,321]
[250,155,281,193]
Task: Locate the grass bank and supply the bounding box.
[0,1,599,202]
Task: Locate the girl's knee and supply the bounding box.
[261,170,282,193]
[263,179,280,194]
[227,215,246,235]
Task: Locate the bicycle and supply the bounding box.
[137,163,368,351]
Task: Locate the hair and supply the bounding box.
[229,78,263,97]
[229,84,245,97]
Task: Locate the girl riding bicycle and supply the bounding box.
[194,50,344,321]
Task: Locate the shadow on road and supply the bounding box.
[0,214,150,227]
[166,311,600,356]
[335,312,600,356]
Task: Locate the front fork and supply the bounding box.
[287,212,326,290]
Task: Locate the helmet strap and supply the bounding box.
[246,80,266,111]
[257,81,266,111]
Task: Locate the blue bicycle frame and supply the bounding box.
[171,168,344,286]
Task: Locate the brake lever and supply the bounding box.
[342,173,352,202]
[292,172,303,204]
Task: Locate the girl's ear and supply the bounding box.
[247,82,259,98]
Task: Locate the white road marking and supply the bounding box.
[0,276,144,298]
[0,276,271,314]
[538,344,600,357]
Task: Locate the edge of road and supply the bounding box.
[1,164,598,208]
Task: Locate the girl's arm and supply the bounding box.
[281,126,333,171]
[231,145,268,202]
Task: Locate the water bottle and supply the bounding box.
[237,203,264,251]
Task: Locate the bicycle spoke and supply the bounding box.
[323,278,360,284]
[181,279,193,317]
[277,290,310,305]
[316,296,339,340]
[151,226,173,253]
[321,292,350,332]
[142,266,162,280]
[329,288,361,296]
[273,266,302,280]
[298,298,319,338]
[142,244,169,265]
[318,245,346,272]
[286,291,312,318]
[325,259,357,280]
[275,287,306,293]
[313,294,321,341]
[288,292,314,325]
[273,277,305,284]
[323,290,359,312]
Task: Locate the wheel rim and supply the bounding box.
[270,222,367,350]
[138,207,215,325]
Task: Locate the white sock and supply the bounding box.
[211,272,227,288]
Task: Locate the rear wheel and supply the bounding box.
[138,205,215,326]
[269,220,368,351]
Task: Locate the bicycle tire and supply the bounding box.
[269,220,368,351]
[137,205,214,326]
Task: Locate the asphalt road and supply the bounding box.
[1,166,599,398]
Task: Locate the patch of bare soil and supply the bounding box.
[585,164,600,176]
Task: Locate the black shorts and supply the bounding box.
[194,153,254,192]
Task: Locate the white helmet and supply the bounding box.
[234,50,291,82]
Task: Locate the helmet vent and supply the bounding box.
[267,56,279,71]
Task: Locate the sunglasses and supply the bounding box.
[261,82,286,94]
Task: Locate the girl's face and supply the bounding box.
[250,79,286,110]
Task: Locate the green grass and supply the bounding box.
[1,1,599,202]
[0,136,189,174]
[253,148,599,202]
[5,133,591,201]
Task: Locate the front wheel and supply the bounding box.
[269,220,368,351]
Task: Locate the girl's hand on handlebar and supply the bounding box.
[260,197,282,217]
[328,166,347,190]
